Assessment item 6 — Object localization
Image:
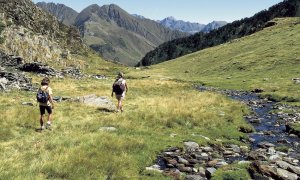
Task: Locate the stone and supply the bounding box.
[269,155,281,161]
[200,153,209,160]
[240,146,250,153]
[184,141,199,152]
[79,94,116,112]
[276,168,298,180]
[203,146,213,152]
[145,165,163,173]
[177,157,189,165]
[267,147,276,155]
[238,161,251,164]
[230,145,241,153]
[250,118,262,124]
[99,127,117,131]
[215,161,228,168]
[205,168,216,179]
[207,160,218,167]
[21,102,34,106]
[198,167,206,177]
[185,175,205,180]
[178,166,193,173]
[258,142,275,148]
[276,160,300,175]
[223,150,234,156]
[0,77,8,84]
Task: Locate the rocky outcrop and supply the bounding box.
[0,0,87,66]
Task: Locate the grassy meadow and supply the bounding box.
[1,18,300,179]
[132,18,300,104]
[0,71,251,179]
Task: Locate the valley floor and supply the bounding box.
[0,72,251,179]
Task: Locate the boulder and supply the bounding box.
[205,168,216,179]
[79,94,116,112]
[184,141,199,152]
[276,168,298,180]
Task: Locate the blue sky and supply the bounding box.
[33,0,283,24]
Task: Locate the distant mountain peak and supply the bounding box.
[159,17,226,34]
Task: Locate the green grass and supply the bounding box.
[0,76,251,179]
[132,18,300,104]
[212,163,251,180]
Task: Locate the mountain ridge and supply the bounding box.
[36,2,78,26]
[137,0,300,66]
[159,16,227,34]
[36,2,188,66]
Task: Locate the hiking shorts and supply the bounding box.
[40,106,52,115]
[116,94,124,101]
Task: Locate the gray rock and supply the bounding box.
[21,102,34,106]
[185,175,205,180]
[276,160,300,175]
[238,161,251,164]
[267,147,276,155]
[145,165,163,173]
[203,146,213,152]
[215,161,228,168]
[258,142,275,148]
[269,154,281,161]
[205,168,216,178]
[178,157,189,165]
[230,145,241,153]
[250,118,262,124]
[99,127,117,131]
[178,166,192,173]
[79,94,116,112]
[276,168,298,180]
[184,141,199,152]
[0,77,8,84]
[198,167,206,177]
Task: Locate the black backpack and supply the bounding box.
[36,87,49,103]
[113,80,125,95]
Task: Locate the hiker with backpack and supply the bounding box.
[112,72,128,112]
[37,77,54,130]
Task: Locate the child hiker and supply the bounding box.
[36,77,54,130]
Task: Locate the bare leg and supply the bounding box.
[40,115,44,127]
[117,100,122,111]
[48,114,52,124]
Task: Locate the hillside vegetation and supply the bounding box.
[138,0,300,66]
[135,18,300,102]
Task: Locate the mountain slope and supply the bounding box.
[159,17,227,34]
[137,0,300,66]
[141,17,300,101]
[74,4,188,66]
[36,2,78,26]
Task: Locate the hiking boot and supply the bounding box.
[46,122,52,130]
[41,126,45,130]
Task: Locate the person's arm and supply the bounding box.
[111,85,114,97]
[49,94,55,109]
[48,87,54,109]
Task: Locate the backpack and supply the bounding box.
[36,87,49,103]
[113,80,125,95]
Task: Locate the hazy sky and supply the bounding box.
[33,0,283,24]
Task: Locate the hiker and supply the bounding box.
[111,72,128,112]
[37,77,54,130]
